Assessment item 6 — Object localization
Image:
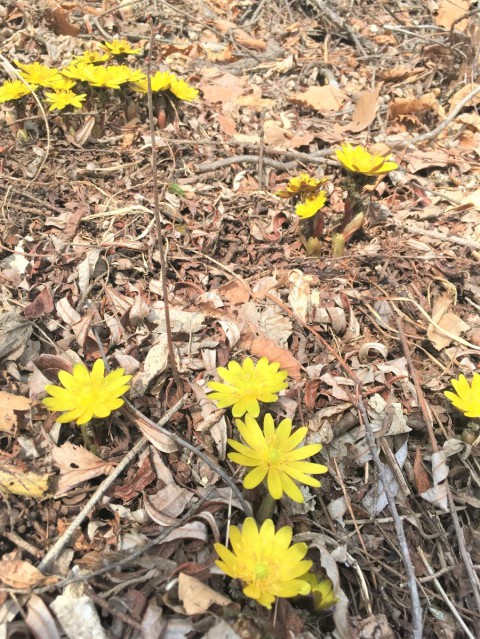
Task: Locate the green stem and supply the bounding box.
[80,422,92,449]
[256,492,276,524]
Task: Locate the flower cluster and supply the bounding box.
[276,173,329,219]
[43,359,132,425]
[0,38,198,112]
[444,373,480,418]
[208,357,327,503]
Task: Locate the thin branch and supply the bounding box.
[38,396,186,573]
[146,22,181,387]
[123,399,253,517]
[355,394,424,639]
[396,314,480,615]
[393,84,480,148]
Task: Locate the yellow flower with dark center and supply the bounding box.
[44,89,86,111]
[214,517,312,608]
[43,359,132,425]
[335,143,398,175]
[74,50,112,64]
[228,413,327,502]
[131,70,174,93]
[444,373,480,418]
[0,80,33,102]
[301,573,339,611]
[276,173,327,198]
[15,61,60,87]
[168,76,198,101]
[207,357,288,418]
[295,190,327,219]
[100,39,142,56]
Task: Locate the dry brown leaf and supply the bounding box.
[341,88,380,133]
[435,0,470,30]
[44,2,81,36]
[249,337,302,379]
[178,573,231,615]
[427,292,470,350]
[199,70,246,104]
[52,443,115,496]
[218,280,250,304]
[213,19,267,51]
[0,466,51,498]
[0,560,49,589]
[23,287,54,320]
[448,83,480,113]
[388,92,444,120]
[0,390,31,434]
[414,447,432,494]
[291,86,347,113]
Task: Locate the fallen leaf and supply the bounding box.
[427,292,470,350]
[435,0,470,30]
[448,83,480,113]
[414,447,432,494]
[291,85,347,114]
[213,19,267,51]
[23,287,54,320]
[50,584,108,639]
[26,594,62,639]
[249,337,302,379]
[178,573,231,615]
[0,312,33,361]
[388,92,444,120]
[52,443,115,496]
[0,390,31,434]
[0,466,51,498]
[0,560,47,589]
[341,87,380,132]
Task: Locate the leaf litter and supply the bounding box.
[1,0,480,637]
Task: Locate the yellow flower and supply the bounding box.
[444,373,480,418]
[74,50,111,64]
[301,573,339,611]
[45,75,77,90]
[276,173,327,198]
[207,357,288,418]
[42,359,132,425]
[228,413,327,502]
[295,191,327,219]
[15,61,60,87]
[335,143,398,175]
[214,518,312,608]
[0,80,32,102]
[44,89,86,111]
[100,39,142,56]
[62,62,96,82]
[131,70,174,93]
[84,65,145,89]
[168,75,198,101]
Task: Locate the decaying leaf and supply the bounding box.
[0,465,51,498]
[52,443,115,496]
[291,85,347,113]
[178,572,231,614]
[0,390,31,434]
[0,560,49,589]
[0,312,33,361]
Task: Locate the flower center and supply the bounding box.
[267,449,280,464]
[254,563,269,579]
